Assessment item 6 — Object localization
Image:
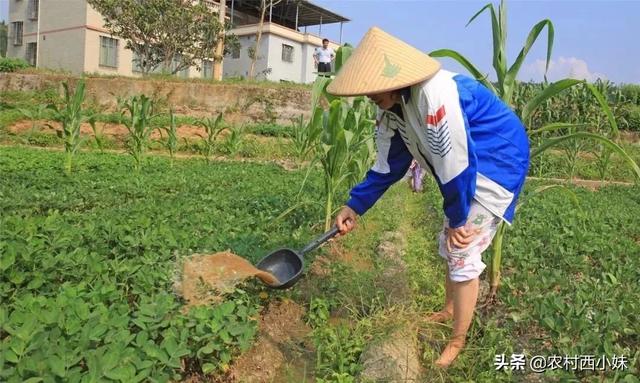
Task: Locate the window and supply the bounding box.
[281,44,293,63]
[12,22,23,46]
[99,36,118,68]
[202,60,213,79]
[25,42,36,66]
[28,0,39,20]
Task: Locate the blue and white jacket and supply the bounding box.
[346,70,530,228]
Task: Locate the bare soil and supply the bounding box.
[9,119,211,140]
[327,241,374,272]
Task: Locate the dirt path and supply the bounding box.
[8,119,210,140]
[6,119,290,145]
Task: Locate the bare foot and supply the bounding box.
[425,310,453,323]
[434,338,465,368]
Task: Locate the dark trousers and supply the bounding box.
[318,62,332,74]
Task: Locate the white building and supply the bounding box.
[6,0,349,83]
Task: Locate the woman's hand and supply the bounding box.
[445,225,480,252]
[335,206,358,236]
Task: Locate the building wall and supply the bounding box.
[38,28,85,74]
[7,0,88,73]
[231,10,261,27]
[264,34,302,83]
[223,34,269,80]
[227,23,340,83]
[7,0,34,62]
[39,0,87,74]
[301,43,313,83]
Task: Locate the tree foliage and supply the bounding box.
[87,0,234,75]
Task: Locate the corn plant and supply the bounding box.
[221,125,246,157]
[196,113,225,162]
[344,98,377,187]
[316,99,376,230]
[291,110,323,161]
[164,109,179,166]
[119,94,157,170]
[431,0,640,303]
[46,80,95,175]
[431,0,554,107]
[299,45,377,230]
[588,81,630,182]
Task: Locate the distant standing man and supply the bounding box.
[314,38,335,76]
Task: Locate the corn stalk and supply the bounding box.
[431,0,553,107]
[164,108,179,166]
[46,80,95,175]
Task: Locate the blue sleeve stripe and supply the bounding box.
[347,130,413,215]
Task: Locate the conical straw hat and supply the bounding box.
[326,27,441,96]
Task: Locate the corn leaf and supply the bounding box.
[585,82,619,138]
[429,49,497,94]
[528,123,584,136]
[504,19,554,103]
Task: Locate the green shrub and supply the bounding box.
[0,57,29,72]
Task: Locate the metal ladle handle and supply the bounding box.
[299,225,340,256]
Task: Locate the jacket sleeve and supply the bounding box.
[346,113,414,216]
[423,79,477,228]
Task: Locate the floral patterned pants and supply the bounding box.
[438,201,502,282]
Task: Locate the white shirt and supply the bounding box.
[314,47,335,63]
